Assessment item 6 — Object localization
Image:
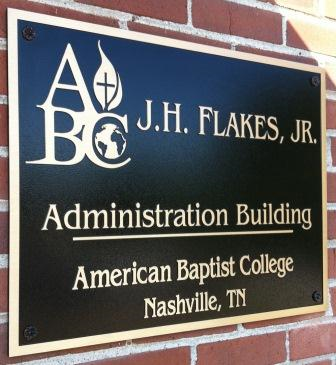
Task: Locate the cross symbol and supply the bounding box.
[96,72,115,110]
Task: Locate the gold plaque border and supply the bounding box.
[7,8,328,357]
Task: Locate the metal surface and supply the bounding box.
[22,25,35,41]
[311,75,320,87]
[8,9,327,356]
[23,326,38,341]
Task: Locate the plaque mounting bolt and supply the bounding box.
[22,26,36,41]
[310,76,320,87]
[312,291,322,303]
[23,325,38,341]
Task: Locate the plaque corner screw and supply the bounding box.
[312,290,322,303]
[22,26,36,41]
[23,325,38,341]
[310,75,320,87]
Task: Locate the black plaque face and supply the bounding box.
[8,9,327,356]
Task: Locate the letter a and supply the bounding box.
[41,204,63,230]
[72,266,89,290]
[27,43,94,165]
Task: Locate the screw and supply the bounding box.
[312,291,322,303]
[23,325,38,341]
[310,75,320,87]
[22,26,36,41]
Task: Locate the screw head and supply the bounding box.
[23,325,38,341]
[312,291,322,303]
[310,75,320,87]
[22,26,36,41]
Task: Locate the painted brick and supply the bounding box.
[328,248,336,278]
[0,212,8,254]
[197,332,286,365]
[331,287,336,315]
[0,0,119,38]
[83,348,190,365]
[236,45,317,65]
[328,211,336,239]
[328,173,336,202]
[0,158,7,200]
[325,0,336,20]
[332,137,336,166]
[327,100,336,129]
[193,0,282,44]
[0,105,8,147]
[128,23,231,49]
[0,52,6,96]
[326,62,336,91]
[290,323,336,360]
[243,312,323,329]
[259,0,317,15]
[0,269,7,312]
[77,0,188,24]
[287,19,336,57]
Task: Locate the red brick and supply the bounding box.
[328,173,336,202]
[290,323,336,360]
[0,212,8,254]
[77,0,187,24]
[332,138,336,166]
[0,0,119,38]
[327,100,336,129]
[331,287,336,315]
[328,211,336,239]
[325,0,336,20]
[0,158,7,199]
[135,324,236,344]
[259,0,317,15]
[128,23,231,49]
[0,52,6,95]
[0,269,7,312]
[236,46,317,65]
[193,0,282,44]
[243,312,323,329]
[0,105,8,147]
[287,19,336,57]
[326,63,336,91]
[328,248,336,279]
[83,348,190,365]
[197,332,286,365]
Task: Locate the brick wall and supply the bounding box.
[0,0,336,364]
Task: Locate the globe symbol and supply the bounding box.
[94,123,127,159]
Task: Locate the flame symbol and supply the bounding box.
[94,41,122,111]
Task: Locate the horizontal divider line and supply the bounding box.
[73,229,294,242]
